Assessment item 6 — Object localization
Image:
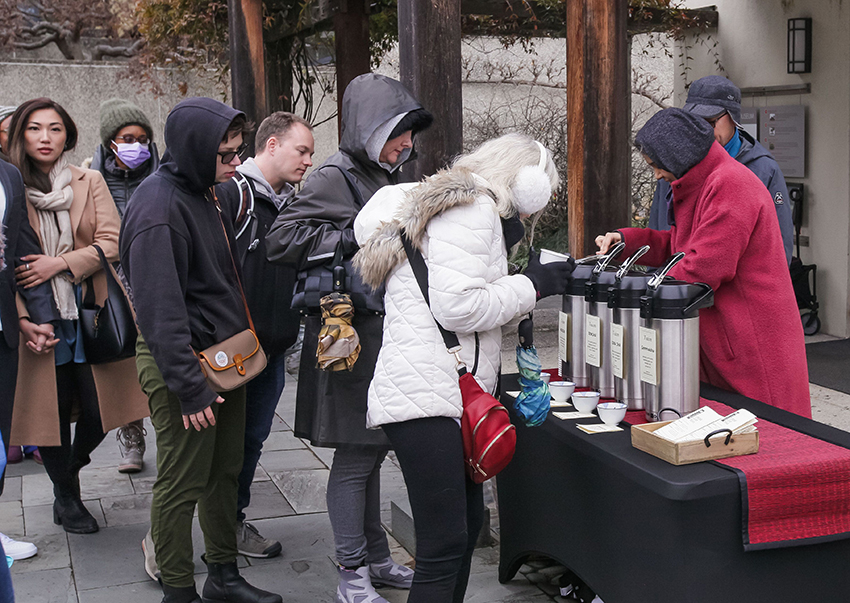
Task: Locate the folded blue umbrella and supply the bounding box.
[514,318,550,427]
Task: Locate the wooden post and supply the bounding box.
[398,0,463,179]
[266,36,294,113]
[228,0,266,153]
[334,0,371,137]
[567,0,630,257]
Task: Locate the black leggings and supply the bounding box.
[382,417,484,603]
[39,362,106,493]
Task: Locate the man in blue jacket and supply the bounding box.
[648,76,793,265]
[216,111,313,559]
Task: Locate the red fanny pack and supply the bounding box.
[459,371,516,483]
[401,234,516,483]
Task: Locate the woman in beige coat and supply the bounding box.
[6,98,148,534]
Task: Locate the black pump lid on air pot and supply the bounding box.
[584,268,620,303]
[639,279,714,320]
[565,261,599,297]
[608,272,654,309]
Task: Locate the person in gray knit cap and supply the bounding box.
[90,98,160,475]
[597,107,810,417]
[90,98,160,219]
[648,75,793,265]
[0,106,16,161]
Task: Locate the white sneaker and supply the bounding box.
[336,565,389,603]
[0,533,37,560]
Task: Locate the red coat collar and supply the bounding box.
[671,142,730,200]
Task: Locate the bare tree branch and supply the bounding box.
[92,38,144,61]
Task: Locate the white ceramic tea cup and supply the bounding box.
[539,249,572,265]
[597,402,628,425]
[572,391,601,413]
[540,372,551,385]
[549,381,575,403]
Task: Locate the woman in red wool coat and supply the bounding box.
[597,108,811,418]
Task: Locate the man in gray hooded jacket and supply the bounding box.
[266,73,431,603]
[649,75,793,265]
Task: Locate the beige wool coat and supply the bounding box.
[11,165,149,446]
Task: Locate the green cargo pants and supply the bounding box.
[136,336,246,588]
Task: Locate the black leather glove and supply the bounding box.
[524,248,576,299]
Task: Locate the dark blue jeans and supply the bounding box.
[237,353,286,521]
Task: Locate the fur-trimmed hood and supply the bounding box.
[353,169,495,289]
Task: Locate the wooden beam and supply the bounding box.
[567,0,631,257]
[229,0,267,153]
[627,6,718,35]
[399,0,463,179]
[334,0,371,137]
[264,1,719,40]
[266,36,294,112]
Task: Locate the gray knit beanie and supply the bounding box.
[100,98,153,148]
[0,106,16,123]
[635,108,715,180]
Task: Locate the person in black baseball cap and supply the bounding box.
[648,75,793,265]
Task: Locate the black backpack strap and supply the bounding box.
[232,174,255,240]
[321,164,366,208]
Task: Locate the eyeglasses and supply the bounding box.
[706,113,727,128]
[114,134,149,145]
[217,143,248,164]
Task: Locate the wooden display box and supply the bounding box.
[631,421,759,466]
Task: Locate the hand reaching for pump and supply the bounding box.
[524,248,575,299]
[595,232,623,255]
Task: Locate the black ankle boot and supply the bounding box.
[53,487,98,534]
[161,583,202,603]
[201,555,282,603]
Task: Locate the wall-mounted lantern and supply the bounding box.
[787,18,812,74]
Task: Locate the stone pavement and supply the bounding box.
[5,298,848,602]
[3,371,555,603]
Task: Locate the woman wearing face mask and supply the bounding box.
[7,98,149,534]
[89,99,160,474]
[90,99,160,220]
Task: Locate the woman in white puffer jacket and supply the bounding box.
[353,134,574,603]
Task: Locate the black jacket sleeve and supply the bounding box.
[124,224,219,416]
[9,167,58,325]
[265,167,359,270]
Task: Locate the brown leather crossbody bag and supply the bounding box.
[197,192,267,392]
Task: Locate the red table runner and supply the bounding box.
[622,398,850,550]
[542,369,850,549]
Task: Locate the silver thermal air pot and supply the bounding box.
[639,253,714,422]
[608,245,652,410]
[584,243,625,398]
[559,257,598,387]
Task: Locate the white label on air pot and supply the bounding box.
[559,311,570,363]
[585,314,601,368]
[611,323,624,379]
[639,326,659,385]
[215,351,229,367]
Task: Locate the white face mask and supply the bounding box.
[114,142,151,169]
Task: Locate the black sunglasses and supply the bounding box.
[217,143,248,164]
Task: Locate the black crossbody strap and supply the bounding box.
[322,164,366,208]
[400,232,463,352]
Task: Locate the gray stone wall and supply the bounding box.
[0,58,225,166]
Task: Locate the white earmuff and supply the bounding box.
[511,140,552,215]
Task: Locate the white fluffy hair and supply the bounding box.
[451,133,559,217]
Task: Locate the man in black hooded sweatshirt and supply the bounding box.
[120,98,281,603]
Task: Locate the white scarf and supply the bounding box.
[26,155,77,319]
